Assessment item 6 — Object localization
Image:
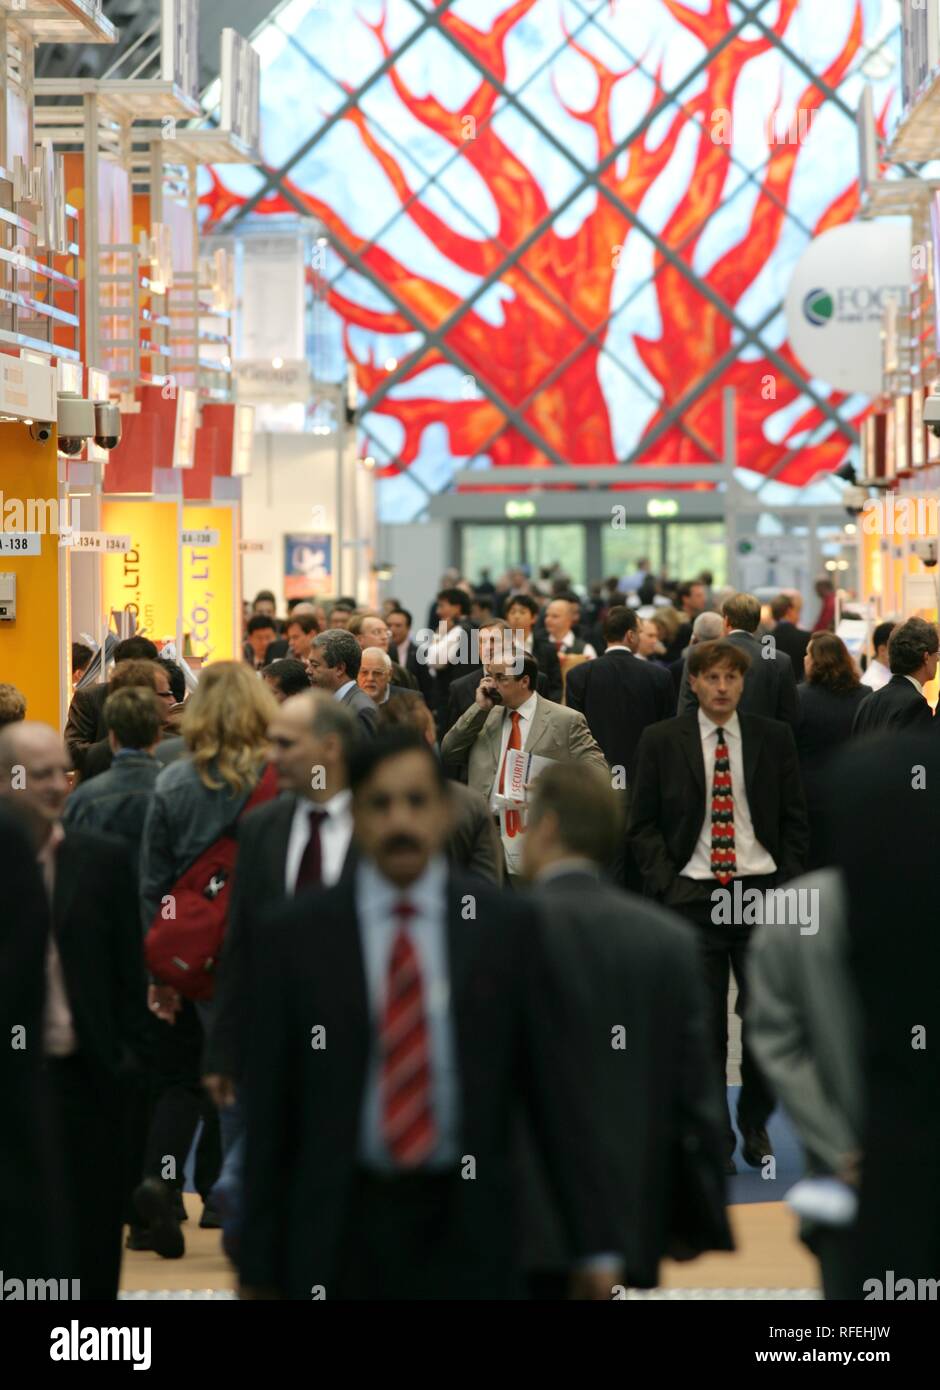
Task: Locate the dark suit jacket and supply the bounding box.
[446,781,502,883]
[531,636,562,703]
[400,640,434,705]
[851,673,934,735]
[772,621,811,682]
[564,647,675,782]
[64,683,110,775]
[339,683,378,739]
[628,713,809,898]
[239,873,617,1297]
[55,827,149,1080]
[0,806,59,1277]
[203,795,354,1081]
[521,870,732,1283]
[678,630,798,727]
[797,683,870,869]
[822,736,940,1287]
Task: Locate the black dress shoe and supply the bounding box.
[740,1126,773,1169]
[133,1178,185,1259]
[125,1225,153,1251]
[199,1199,223,1230]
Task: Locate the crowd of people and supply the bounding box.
[0,557,938,1301]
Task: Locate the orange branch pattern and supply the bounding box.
[202,0,876,488]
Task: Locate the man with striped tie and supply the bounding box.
[627,640,808,1175]
[239,728,622,1300]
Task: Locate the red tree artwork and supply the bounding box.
[202,0,877,490]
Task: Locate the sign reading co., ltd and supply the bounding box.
[182,510,235,663]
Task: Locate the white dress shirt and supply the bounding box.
[356,854,459,1169]
[680,710,777,880]
[284,789,353,894]
[426,623,465,673]
[860,659,890,692]
[490,691,538,812]
[334,679,356,702]
[904,673,925,695]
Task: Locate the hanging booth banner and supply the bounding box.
[101,499,181,646]
[785,218,912,397]
[183,504,237,663]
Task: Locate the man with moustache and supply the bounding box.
[239,729,622,1299]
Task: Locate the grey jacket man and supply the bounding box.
[339,683,378,740]
[440,692,608,805]
[748,868,862,1175]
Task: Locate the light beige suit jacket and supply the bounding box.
[440,692,609,805]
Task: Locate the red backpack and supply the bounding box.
[144,763,279,1001]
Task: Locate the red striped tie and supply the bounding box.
[710,727,737,885]
[380,901,436,1167]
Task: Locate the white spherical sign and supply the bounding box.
[785,218,912,397]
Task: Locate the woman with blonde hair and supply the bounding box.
[134,662,278,1259]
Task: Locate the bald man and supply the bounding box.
[358,646,413,706]
[0,722,147,1299]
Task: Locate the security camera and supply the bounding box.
[913,539,938,568]
[28,421,53,443]
[843,484,868,516]
[93,400,122,451]
[57,391,96,456]
[924,394,940,439]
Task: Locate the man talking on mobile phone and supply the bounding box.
[441,651,608,882]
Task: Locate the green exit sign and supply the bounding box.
[505,499,537,519]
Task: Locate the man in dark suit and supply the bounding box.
[504,594,562,701]
[564,605,675,784]
[0,802,61,1285]
[519,763,732,1294]
[823,735,940,1297]
[204,691,358,1091]
[425,586,476,731]
[201,692,359,1261]
[851,616,938,735]
[64,635,159,775]
[678,592,798,727]
[388,606,434,706]
[565,604,674,890]
[0,722,148,1299]
[308,627,378,740]
[770,592,811,682]
[628,639,808,1173]
[239,730,621,1299]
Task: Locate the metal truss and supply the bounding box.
[238,0,881,476]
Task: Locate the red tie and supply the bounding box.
[710,728,737,884]
[380,901,436,1167]
[498,710,523,836]
[295,807,326,891]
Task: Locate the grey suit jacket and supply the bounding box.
[340,683,378,739]
[445,780,502,884]
[748,867,862,1176]
[440,693,608,803]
